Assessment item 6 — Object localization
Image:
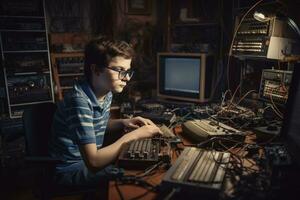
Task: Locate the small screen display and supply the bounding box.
[164,58,200,94]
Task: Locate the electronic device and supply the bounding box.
[259,69,292,104]
[161,147,230,197]
[4,53,49,72]
[137,110,176,125]
[138,101,165,112]
[157,53,215,103]
[157,124,176,138]
[56,56,84,74]
[232,16,300,60]
[215,103,256,121]
[134,101,176,125]
[0,0,43,16]
[59,76,82,87]
[118,125,174,168]
[242,54,300,200]
[6,74,52,104]
[118,138,171,169]
[4,72,53,118]
[254,120,282,138]
[0,17,45,30]
[118,138,161,168]
[158,124,182,145]
[264,143,292,167]
[181,118,244,142]
[2,32,47,51]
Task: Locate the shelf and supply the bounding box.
[58,73,84,77]
[61,86,73,90]
[0,15,44,19]
[111,105,120,110]
[0,0,54,119]
[172,22,219,27]
[49,33,89,101]
[6,71,50,76]
[166,1,222,52]
[51,52,84,58]
[3,50,48,53]
[233,0,278,11]
[0,29,46,32]
[10,100,54,107]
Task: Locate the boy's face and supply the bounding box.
[92,56,132,94]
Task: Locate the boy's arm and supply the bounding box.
[106,116,156,133]
[105,119,125,133]
[79,125,161,172]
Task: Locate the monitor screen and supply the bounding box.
[164,58,200,94]
[281,65,300,166]
[157,53,214,103]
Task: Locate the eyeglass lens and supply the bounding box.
[119,70,134,79]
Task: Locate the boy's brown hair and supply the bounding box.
[84,36,135,80]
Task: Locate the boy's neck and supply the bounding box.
[93,87,107,101]
[88,81,107,101]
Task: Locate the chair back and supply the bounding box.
[22,102,108,199]
[23,102,57,157]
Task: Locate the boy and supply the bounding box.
[49,37,161,186]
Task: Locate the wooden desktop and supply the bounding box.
[107,125,261,200]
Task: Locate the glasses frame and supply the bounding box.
[105,66,134,80]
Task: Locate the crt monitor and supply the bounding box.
[281,64,300,166]
[157,53,214,103]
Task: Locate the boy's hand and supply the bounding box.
[128,124,163,140]
[122,116,156,129]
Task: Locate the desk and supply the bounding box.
[108,125,297,200]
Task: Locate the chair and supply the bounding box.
[23,102,108,200]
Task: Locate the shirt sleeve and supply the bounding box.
[65,96,96,145]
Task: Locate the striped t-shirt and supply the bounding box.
[49,80,112,172]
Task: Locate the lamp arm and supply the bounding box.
[287,17,300,38]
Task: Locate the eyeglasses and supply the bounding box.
[105,66,134,80]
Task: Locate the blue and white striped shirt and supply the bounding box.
[49,80,112,172]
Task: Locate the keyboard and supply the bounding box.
[182,118,244,142]
[118,125,175,168]
[194,120,217,133]
[118,138,160,168]
[162,147,230,196]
